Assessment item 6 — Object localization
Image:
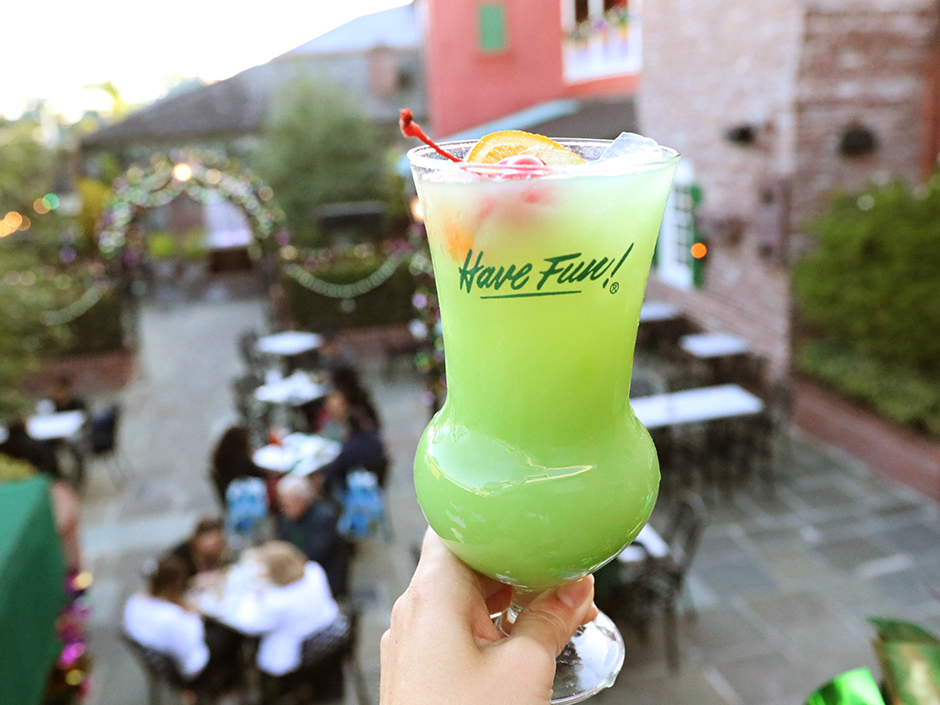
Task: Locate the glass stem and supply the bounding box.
[497,587,541,637]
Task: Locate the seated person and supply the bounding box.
[168,518,230,581]
[319,394,388,494]
[210,425,267,506]
[229,541,346,679]
[48,375,88,413]
[123,555,240,691]
[316,329,355,372]
[276,475,349,599]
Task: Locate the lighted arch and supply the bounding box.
[95,152,283,260]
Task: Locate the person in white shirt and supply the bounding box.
[229,541,346,677]
[123,555,240,692]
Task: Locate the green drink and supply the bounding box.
[408,134,678,703]
[411,139,678,589]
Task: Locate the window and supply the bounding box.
[654,161,703,289]
[562,0,641,83]
[478,3,508,54]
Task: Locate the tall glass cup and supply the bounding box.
[409,139,679,703]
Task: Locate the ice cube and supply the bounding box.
[598,132,665,163]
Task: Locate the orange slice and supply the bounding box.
[465,130,585,165]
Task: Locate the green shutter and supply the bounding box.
[479,4,507,53]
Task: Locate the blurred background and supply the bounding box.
[1,1,939,704]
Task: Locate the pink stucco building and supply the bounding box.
[420,0,640,136]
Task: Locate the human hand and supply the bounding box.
[380,529,598,705]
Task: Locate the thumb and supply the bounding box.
[508,576,596,661]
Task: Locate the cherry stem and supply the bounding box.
[400,109,461,162]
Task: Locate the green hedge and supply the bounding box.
[798,340,940,438]
[793,178,940,376]
[283,256,416,331]
[62,289,127,354]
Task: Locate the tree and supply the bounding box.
[252,77,386,246]
[0,119,68,418]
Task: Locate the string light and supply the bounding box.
[690,242,707,259]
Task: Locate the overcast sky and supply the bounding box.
[1,0,411,121]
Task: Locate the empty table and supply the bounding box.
[256,331,323,357]
[639,301,681,323]
[631,384,765,430]
[679,332,751,359]
[617,524,670,564]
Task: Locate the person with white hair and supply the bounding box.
[227,542,344,676]
[275,473,350,599]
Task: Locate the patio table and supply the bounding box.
[679,332,751,359]
[252,433,342,475]
[631,384,765,430]
[0,477,66,705]
[617,524,669,564]
[253,372,330,407]
[256,331,322,357]
[0,410,87,444]
[639,301,681,323]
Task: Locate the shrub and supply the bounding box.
[793,178,940,377]
[61,288,127,354]
[798,340,940,439]
[282,256,416,331]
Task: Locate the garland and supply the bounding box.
[96,153,283,259]
[42,283,108,326]
[283,249,413,299]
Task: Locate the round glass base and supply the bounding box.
[552,609,624,704]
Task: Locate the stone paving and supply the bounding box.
[78,290,940,705]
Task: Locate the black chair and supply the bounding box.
[89,405,128,488]
[260,609,361,705]
[613,493,706,672]
[238,329,264,374]
[121,633,214,705]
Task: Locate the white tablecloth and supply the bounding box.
[253,373,330,406]
[617,524,670,564]
[0,411,88,443]
[256,331,323,357]
[631,384,765,430]
[252,434,342,474]
[639,301,681,323]
[679,332,751,359]
[191,554,270,629]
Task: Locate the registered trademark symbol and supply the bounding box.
[609,282,620,294]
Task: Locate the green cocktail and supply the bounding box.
[411,139,677,588]
[408,135,678,702]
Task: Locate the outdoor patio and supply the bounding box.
[75,288,940,705]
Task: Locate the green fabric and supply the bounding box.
[869,617,940,704]
[805,668,884,705]
[868,617,940,645]
[0,477,66,705]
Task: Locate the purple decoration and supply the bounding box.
[59,641,85,667]
[412,293,428,309]
[60,248,76,264]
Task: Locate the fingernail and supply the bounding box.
[556,575,593,609]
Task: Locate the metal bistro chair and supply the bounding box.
[88,405,129,489]
[616,493,706,672]
[121,633,217,705]
[259,607,363,705]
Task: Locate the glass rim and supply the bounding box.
[406,138,680,177]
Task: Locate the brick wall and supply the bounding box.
[791,2,939,226]
[638,0,939,380]
[638,0,803,379]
